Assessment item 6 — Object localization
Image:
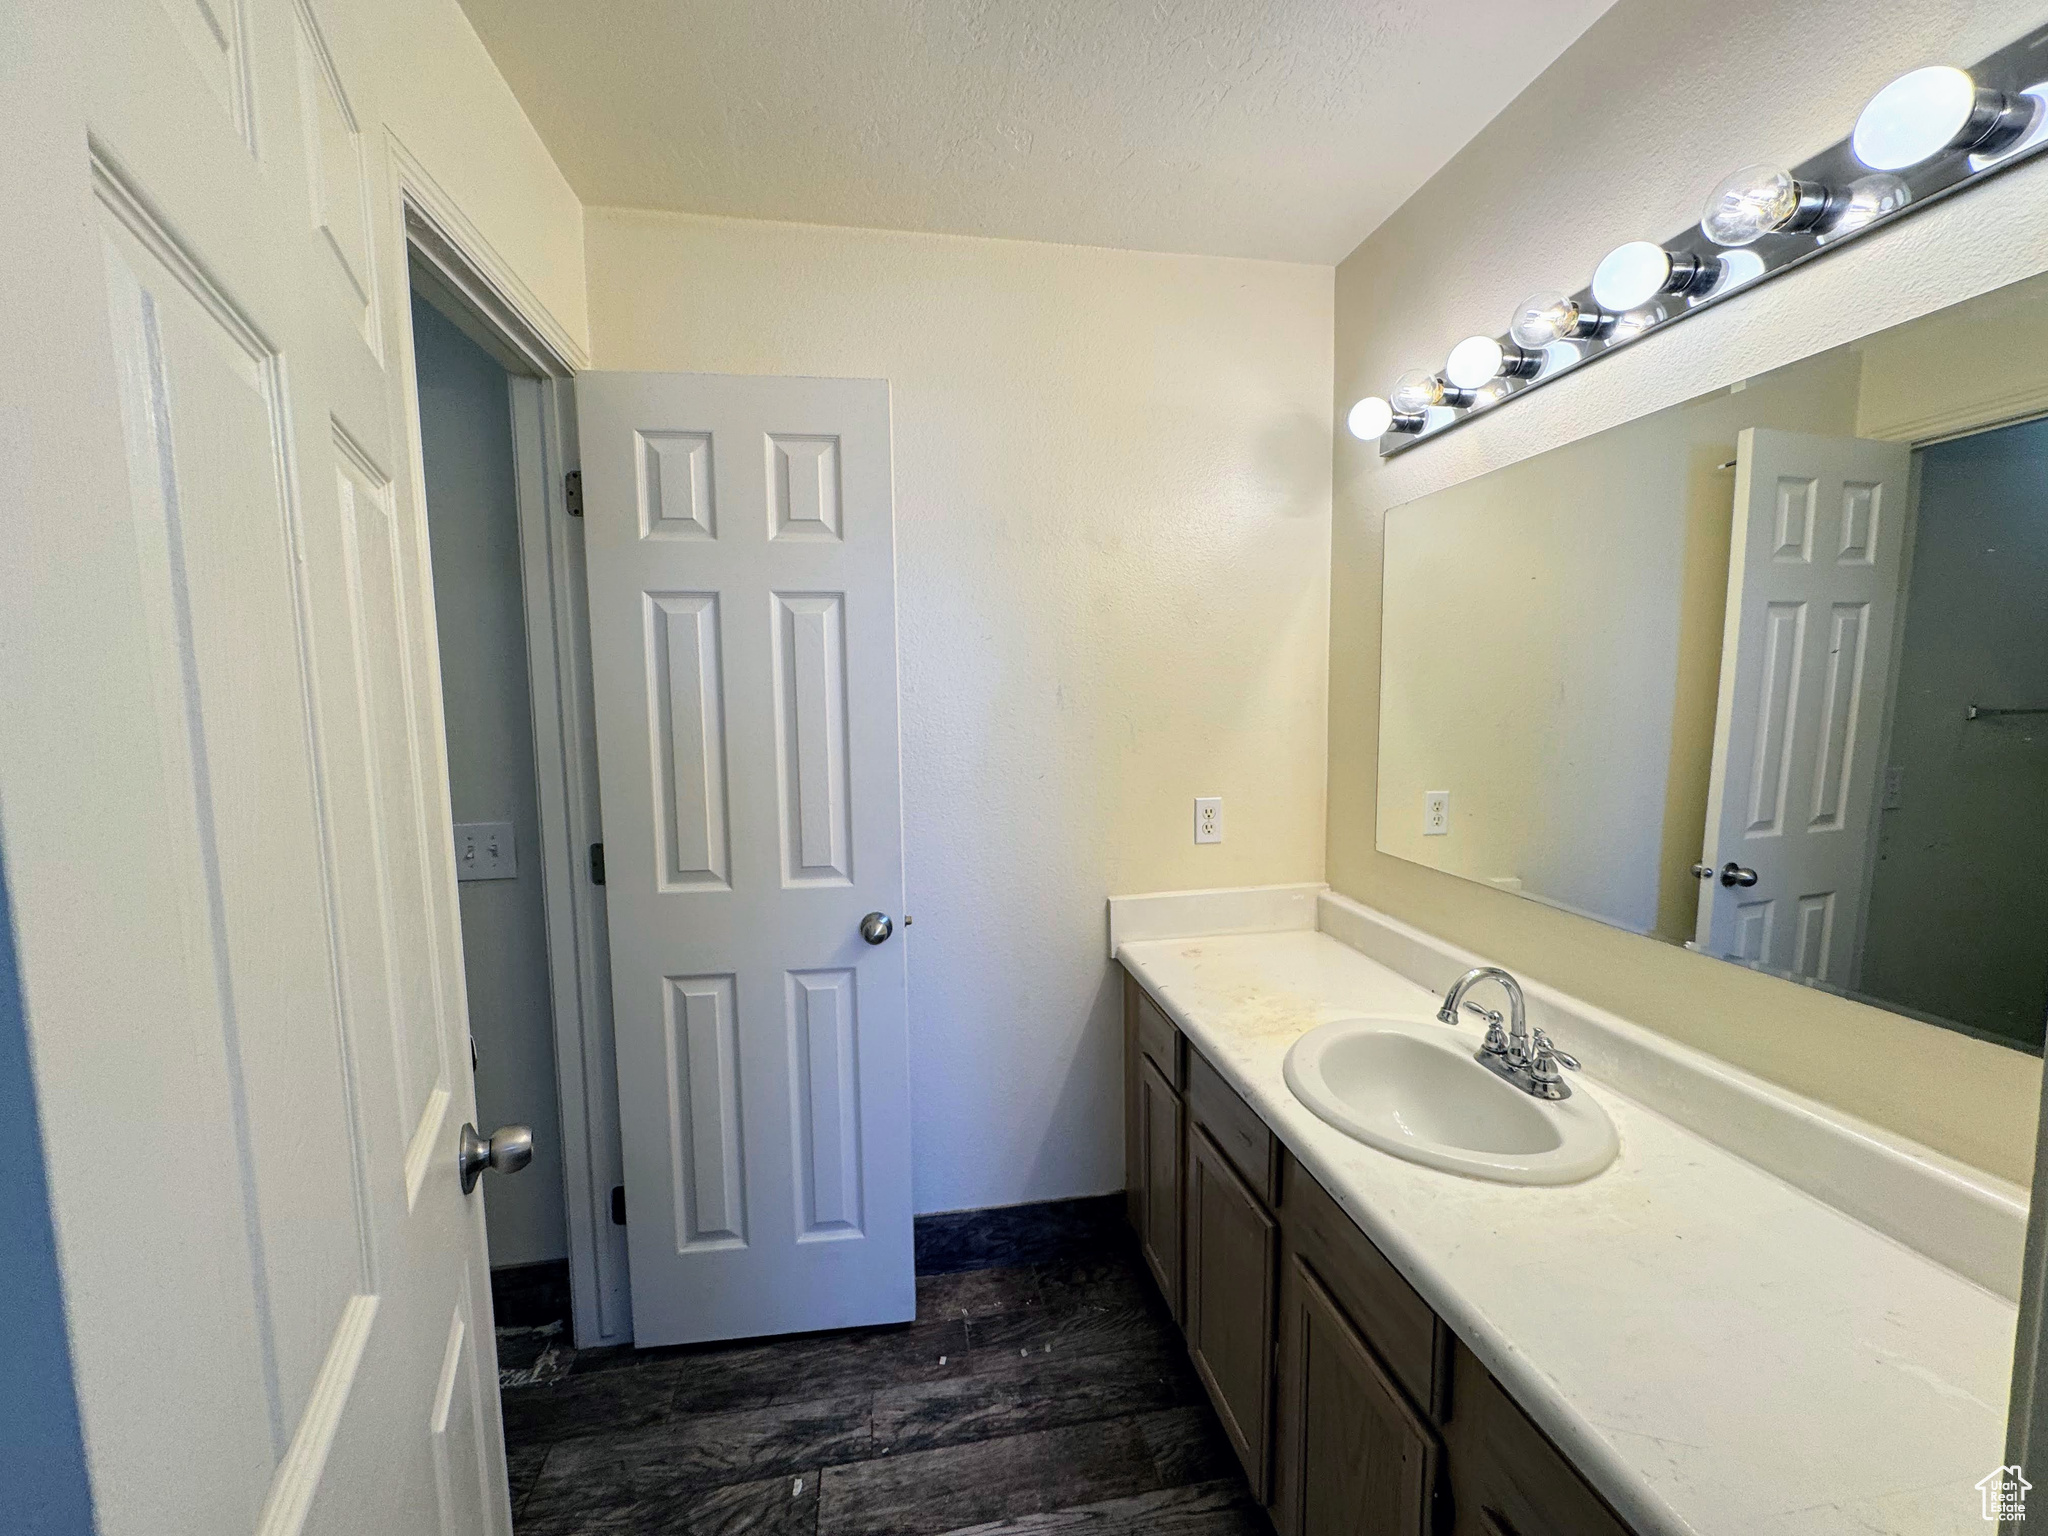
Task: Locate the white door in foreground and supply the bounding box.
[1,2,512,1533]
[578,372,914,1346]
[1696,428,1912,983]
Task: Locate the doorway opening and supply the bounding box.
[1859,412,2048,1048]
[401,205,632,1356]
[411,292,570,1361]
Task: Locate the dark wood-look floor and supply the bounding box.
[501,1198,1267,1535]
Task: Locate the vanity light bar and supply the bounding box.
[1355,23,2048,457]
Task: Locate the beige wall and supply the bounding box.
[331,0,588,360]
[1857,270,2048,442]
[1328,0,2048,1183]
[587,208,1332,1212]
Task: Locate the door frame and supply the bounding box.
[392,143,631,1347]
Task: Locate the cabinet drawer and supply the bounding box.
[1446,1343,1636,1536]
[1186,1048,1279,1207]
[1133,982,1183,1088]
[1280,1156,1447,1422]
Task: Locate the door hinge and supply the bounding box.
[611,1185,626,1226]
[589,842,606,885]
[564,469,583,517]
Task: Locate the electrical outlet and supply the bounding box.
[1423,790,1450,836]
[1882,765,1905,811]
[1194,797,1223,844]
[454,821,517,881]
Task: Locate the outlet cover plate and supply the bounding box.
[1423,791,1450,837]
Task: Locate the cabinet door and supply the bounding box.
[1445,1344,1635,1536]
[1136,1055,1184,1319]
[1274,1254,1441,1536]
[1185,1124,1278,1499]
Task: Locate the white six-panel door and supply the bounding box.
[1696,428,1913,984]
[577,372,915,1346]
[1,3,509,1532]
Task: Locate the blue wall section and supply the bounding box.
[0,843,96,1533]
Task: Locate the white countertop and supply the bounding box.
[1118,929,2017,1536]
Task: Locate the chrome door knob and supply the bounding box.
[458,1123,534,1194]
[1689,862,1716,880]
[1719,862,1759,888]
[859,912,894,945]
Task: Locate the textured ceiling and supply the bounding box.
[457,0,1619,263]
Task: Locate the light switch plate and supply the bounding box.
[454,821,517,881]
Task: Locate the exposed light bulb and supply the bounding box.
[1346,395,1425,440]
[1509,292,1607,348]
[1444,335,1542,389]
[1347,396,1394,439]
[1390,370,1474,414]
[1852,65,2033,170]
[1699,164,1832,246]
[1590,241,1723,312]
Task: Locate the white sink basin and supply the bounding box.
[1283,1016,1618,1185]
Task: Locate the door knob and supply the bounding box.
[458,1123,534,1194]
[1689,862,1716,880]
[1719,862,1758,887]
[859,912,894,945]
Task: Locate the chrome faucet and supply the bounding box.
[1437,965,1524,1054]
[1436,965,1580,1101]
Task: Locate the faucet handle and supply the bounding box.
[1531,1029,1579,1071]
[1470,1004,1510,1057]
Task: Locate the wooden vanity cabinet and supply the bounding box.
[1122,970,1642,1536]
[1124,975,1184,1318]
[1123,975,1279,1493]
[1184,1121,1277,1499]
[1134,1056,1184,1317]
[1272,1160,1446,1536]
[1442,1343,1635,1536]
[1273,1251,1440,1536]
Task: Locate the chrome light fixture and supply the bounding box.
[1852,65,2034,170]
[1590,241,1723,311]
[1699,163,1835,246]
[1356,22,2048,460]
[1347,396,1422,439]
[1444,335,1543,389]
[1821,173,1912,240]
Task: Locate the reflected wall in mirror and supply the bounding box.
[1378,270,2048,1051]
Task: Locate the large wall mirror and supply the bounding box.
[1378,270,2048,1052]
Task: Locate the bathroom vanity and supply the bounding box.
[1114,891,2019,1536]
[1125,969,1632,1536]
